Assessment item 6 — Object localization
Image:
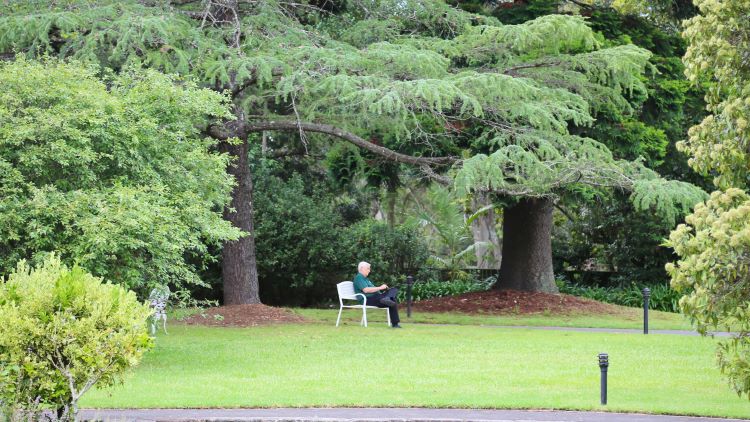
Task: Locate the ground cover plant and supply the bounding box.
[398,277,495,302]
[80,323,750,418]
[557,280,682,312]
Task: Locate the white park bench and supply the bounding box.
[148,285,170,335]
[336,281,391,327]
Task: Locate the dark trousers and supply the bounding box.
[365,288,400,326]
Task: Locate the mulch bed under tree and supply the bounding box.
[410,289,621,315]
[180,304,307,327]
[180,290,623,327]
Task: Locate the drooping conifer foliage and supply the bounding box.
[455,0,708,286]
[0,0,705,297]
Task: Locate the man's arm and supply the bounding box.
[362,284,388,293]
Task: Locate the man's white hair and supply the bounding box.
[358,261,371,271]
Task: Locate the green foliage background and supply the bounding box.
[665,0,750,399]
[0,58,240,297]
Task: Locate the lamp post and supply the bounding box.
[642,287,651,334]
[598,353,609,405]
[406,275,414,318]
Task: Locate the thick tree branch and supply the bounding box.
[503,60,561,77]
[420,165,452,186]
[245,120,458,167]
[566,0,595,10]
[554,203,576,222]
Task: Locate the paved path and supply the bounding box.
[79,408,748,422]
[473,325,733,337]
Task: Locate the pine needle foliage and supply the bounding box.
[0,0,705,238]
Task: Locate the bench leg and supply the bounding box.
[336,307,343,327]
[386,308,391,326]
[362,307,368,327]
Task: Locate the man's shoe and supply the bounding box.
[380,298,397,307]
[391,324,402,328]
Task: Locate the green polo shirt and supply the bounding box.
[353,272,375,304]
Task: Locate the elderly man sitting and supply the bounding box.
[352,261,402,328]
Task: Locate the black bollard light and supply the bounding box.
[406,276,414,318]
[598,353,609,405]
[642,287,651,334]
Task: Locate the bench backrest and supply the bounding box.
[337,281,358,302]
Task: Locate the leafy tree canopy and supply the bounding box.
[458,0,708,286]
[679,0,750,189]
[0,1,704,214]
[0,0,709,298]
[667,0,750,399]
[0,57,240,294]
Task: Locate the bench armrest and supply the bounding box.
[341,294,366,302]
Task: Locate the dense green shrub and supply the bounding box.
[343,220,430,287]
[400,277,495,303]
[254,172,348,306]
[667,189,750,397]
[0,255,153,421]
[243,146,430,306]
[552,193,678,288]
[0,58,239,297]
[556,277,680,312]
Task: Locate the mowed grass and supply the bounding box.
[294,306,694,330]
[81,322,750,418]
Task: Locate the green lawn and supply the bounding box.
[294,306,694,330]
[82,322,750,418]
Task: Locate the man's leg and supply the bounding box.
[364,293,387,307]
[366,289,398,306]
[387,302,400,326]
[365,293,400,327]
[385,287,399,301]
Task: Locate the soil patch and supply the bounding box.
[180,304,308,327]
[410,289,621,315]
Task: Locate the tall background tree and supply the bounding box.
[0,0,706,300]
[251,2,707,292]
[451,0,709,288]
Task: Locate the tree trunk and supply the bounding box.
[219,136,261,304]
[496,198,558,293]
[386,188,397,228]
[470,193,502,269]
